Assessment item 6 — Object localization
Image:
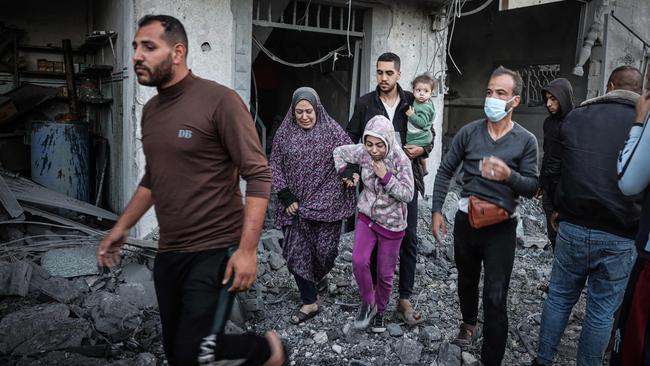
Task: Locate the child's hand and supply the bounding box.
[406,106,414,117]
[373,161,387,179]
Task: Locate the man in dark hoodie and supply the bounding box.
[539,78,574,250]
[346,52,433,328]
[534,66,644,366]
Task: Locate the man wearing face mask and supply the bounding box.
[431,66,539,365]
[533,66,644,366]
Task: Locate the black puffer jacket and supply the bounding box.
[540,78,574,193]
[547,89,643,238]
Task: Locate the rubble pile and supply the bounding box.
[0,185,587,365]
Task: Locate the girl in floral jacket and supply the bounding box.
[333,115,414,332]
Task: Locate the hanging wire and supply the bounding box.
[346,0,353,57]
[252,36,347,68]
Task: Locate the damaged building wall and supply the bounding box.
[128,0,239,237]
[444,1,586,150]
[367,1,448,198]
[584,0,650,98]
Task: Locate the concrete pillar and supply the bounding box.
[367,2,448,199]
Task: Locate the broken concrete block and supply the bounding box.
[39,276,88,303]
[517,235,550,249]
[16,351,106,366]
[28,261,51,293]
[41,246,99,278]
[268,251,285,270]
[0,260,32,296]
[13,318,91,355]
[261,232,283,254]
[84,292,142,341]
[117,281,157,309]
[0,303,69,354]
[121,263,152,284]
[394,338,423,364]
[418,237,436,256]
[437,341,461,366]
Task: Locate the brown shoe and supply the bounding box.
[452,323,478,348]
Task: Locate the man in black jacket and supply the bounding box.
[346,52,432,329]
[539,78,574,250]
[535,66,644,366]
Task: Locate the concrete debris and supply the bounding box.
[117,282,157,309]
[41,246,99,278]
[38,276,88,303]
[120,263,153,284]
[0,260,32,296]
[394,337,423,364]
[84,292,142,341]
[13,318,91,355]
[387,323,403,337]
[437,342,462,366]
[0,303,70,354]
[461,351,479,366]
[0,179,585,365]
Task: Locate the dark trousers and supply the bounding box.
[399,192,419,299]
[291,271,317,305]
[542,189,557,251]
[154,247,271,366]
[370,193,419,300]
[454,211,517,366]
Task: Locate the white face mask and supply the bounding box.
[484,96,516,122]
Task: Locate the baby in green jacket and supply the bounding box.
[405,73,436,175]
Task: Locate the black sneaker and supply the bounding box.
[353,302,376,330]
[370,314,386,333]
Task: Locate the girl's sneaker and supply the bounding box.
[370,314,386,333]
[353,303,377,330]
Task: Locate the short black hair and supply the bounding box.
[412,73,436,91]
[138,14,188,52]
[608,65,643,93]
[490,65,523,96]
[377,52,401,71]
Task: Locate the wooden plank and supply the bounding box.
[1,171,118,221]
[0,174,24,219]
[22,205,158,250]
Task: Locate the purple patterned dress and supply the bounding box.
[270,88,356,282]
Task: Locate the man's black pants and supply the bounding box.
[541,189,556,251]
[453,211,517,366]
[154,247,271,366]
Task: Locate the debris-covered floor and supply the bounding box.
[0,180,587,365]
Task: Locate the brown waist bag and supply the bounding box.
[468,195,510,229]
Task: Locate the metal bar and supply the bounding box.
[601,13,610,96]
[256,0,260,20]
[12,35,19,88]
[317,4,321,28]
[0,174,23,219]
[62,39,78,115]
[611,11,650,48]
[352,9,356,32]
[305,1,310,26]
[349,39,361,121]
[268,0,272,21]
[293,1,297,24]
[253,20,364,37]
[280,2,285,23]
[329,6,333,29]
[339,7,344,30]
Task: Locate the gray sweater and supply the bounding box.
[432,119,539,214]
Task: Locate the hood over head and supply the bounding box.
[362,115,395,156]
[542,78,575,118]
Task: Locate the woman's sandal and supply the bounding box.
[290,306,320,324]
[396,302,425,326]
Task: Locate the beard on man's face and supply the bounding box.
[135,53,173,87]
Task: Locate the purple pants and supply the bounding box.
[352,215,405,315]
